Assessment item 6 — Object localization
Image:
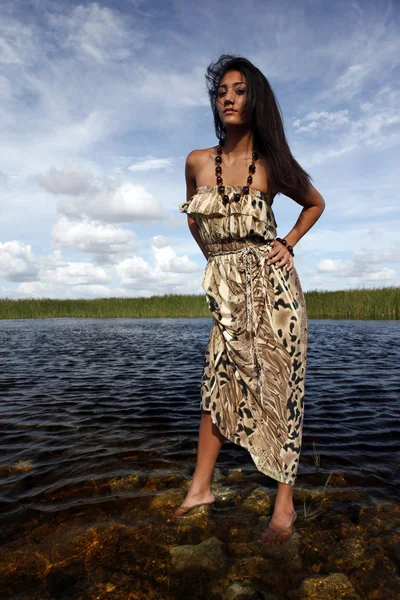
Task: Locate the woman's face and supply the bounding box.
[216,69,248,127]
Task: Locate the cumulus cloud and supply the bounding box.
[0,241,39,282]
[42,258,109,286]
[151,237,200,273]
[116,253,202,295]
[316,247,399,284]
[0,235,203,299]
[85,182,163,222]
[36,166,97,196]
[51,216,139,260]
[36,165,164,223]
[152,235,171,249]
[17,280,114,299]
[112,235,202,294]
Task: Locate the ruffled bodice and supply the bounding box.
[178,185,277,248]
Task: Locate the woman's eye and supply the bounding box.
[218,89,245,97]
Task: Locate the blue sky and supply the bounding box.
[0,0,399,298]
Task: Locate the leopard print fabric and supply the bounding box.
[179,185,308,485]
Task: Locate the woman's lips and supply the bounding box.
[224,109,236,114]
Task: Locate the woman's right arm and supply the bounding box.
[185,151,209,261]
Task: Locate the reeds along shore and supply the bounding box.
[0,287,399,320]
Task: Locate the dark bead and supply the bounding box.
[216,176,223,184]
[222,195,229,203]
[215,166,222,174]
[234,193,241,202]
[218,185,225,194]
[242,186,249,195]
[252,151,258,160]
[215,155,222,163]
[258,201,263,209]
[247,175,253,184]
[217,146,223,154]
[249,164,256,174]
[252,199,257,207]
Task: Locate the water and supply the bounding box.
[0,318,399,599]
[1,318,398,512]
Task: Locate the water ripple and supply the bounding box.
[0,317,399,528]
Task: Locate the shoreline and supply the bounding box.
[0,287,399,320]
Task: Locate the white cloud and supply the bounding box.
[110,236,203,294]
[0,234,203,299]
[17,280,114,298]
[332,64,367,98]
[294,85,400,165]
[41,258,109,286]
[316,259,342,273]
[36,166,97,196]
[79,182,163,223]
[128,157,175,172]
[151,237,200,273]
[293,110,350,134]
[0,18,36,66]
[52,3,146,63]
[0,241,38,282]
[152,235,171,249]
[316,247,399,284]
[51,216,138,259]
[36,165,165,223]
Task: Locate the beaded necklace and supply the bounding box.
[215,144,259,204]
[214,145,295,257]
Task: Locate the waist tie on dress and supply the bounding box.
[207,244,267,404]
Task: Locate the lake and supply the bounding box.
[0,317,399,599]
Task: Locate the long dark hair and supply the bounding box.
[205,54,313,197]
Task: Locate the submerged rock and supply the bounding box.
[222,581,276,599]
[242,487,272,515]
[295,572,362,599]
[170,536,227,575]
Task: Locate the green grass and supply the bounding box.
[0,287,398,319]
[305,286,399,319]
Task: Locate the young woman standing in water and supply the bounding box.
[168,55,325,545]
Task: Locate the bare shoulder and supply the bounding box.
[185,148,214,204]
[185,147,216,199]
[186,147,215,176]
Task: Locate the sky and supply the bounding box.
[0,0,399,299]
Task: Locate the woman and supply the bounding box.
[167,55,325,545]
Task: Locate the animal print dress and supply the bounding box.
[179,185,308,486]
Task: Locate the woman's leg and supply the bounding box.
[181,409,225,506]
[257,481,297,543]
[273,481,295,516]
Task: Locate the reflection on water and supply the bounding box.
[0,317,399,599]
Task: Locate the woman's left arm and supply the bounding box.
[267,184,326,271]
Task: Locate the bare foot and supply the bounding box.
[179,489,215,509]
[257,508,297,545]
[166,490,215,524]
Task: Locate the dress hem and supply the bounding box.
[201,406,297,487]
